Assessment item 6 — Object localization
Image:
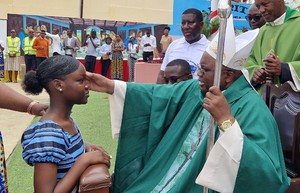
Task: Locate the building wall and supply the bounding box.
[0,0,173,24]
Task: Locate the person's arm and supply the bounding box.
[140,36,145,47]
[0,42,4,52]
[152,36,157,48]
[34,151,110,193]
[0,82,47,115]
[45,32,54,39]
[90,37,99,49]
[6,38,9,54]
[62,38,66,50]
[196,86,289,192]
[135,44,139,53]
[46,39,50,57]
[32,38,41,50]
[16,38,21,53]
[86,72,115,94]
[74,38,80,51]
[100,45,107,56]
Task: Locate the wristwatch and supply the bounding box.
[219,118,235,132]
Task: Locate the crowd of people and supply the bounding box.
[0,25,173,83]
[1,0,300,192]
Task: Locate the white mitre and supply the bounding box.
[206,15,259,73]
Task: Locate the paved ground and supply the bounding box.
[0,81,49,161]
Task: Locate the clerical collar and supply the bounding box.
[268,12,286,26]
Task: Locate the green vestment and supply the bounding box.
[112,77,289,193]
[246,6,300,91]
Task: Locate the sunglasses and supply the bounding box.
[245,15,262,22]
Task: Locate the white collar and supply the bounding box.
[268,12,286,26]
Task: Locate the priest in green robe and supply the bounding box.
[87,21,289,193]
[245,0,300,92]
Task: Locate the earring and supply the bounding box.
[59,88,62,92]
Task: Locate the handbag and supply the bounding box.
[129,53,138,60]
[78,164,112,193]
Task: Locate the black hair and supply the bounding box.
[166,59,191,74]
[182,8,203,22]
[164,26,171,31]
[22,55,80,95]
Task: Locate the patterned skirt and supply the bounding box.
[111,54,124,80]
[0,132,8,193]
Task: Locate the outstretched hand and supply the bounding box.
[86,72,115,94]
[203,86,234,125]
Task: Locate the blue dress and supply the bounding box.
[21,120,85,180]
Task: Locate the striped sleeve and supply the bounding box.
[21,121,68,166]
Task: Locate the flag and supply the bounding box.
[210,0,219,35]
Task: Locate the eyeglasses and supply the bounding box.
[164,73,191,84]
[245,15,262,22]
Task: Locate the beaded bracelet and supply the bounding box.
[27,101,39,115]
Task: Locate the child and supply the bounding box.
[21,55,111,193]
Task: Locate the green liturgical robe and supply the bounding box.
[109,77,289,193]
[246,6,300,91]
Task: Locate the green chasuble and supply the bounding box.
[246,6,300,92]
[112,77,289,193]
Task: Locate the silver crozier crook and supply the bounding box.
[202,0,231,192]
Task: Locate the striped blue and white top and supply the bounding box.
[21,120,85,180]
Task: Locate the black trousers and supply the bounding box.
[36,57,47,68]
[24,54,37,72]
[143,51,153,62]
[85,55,97,73]
[101,58,111,77]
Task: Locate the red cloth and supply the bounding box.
[78,58,161,82]
[78,58,129,82]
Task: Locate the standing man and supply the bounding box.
[246,0,300,91]
[140,29,156,62]
[63,29,80,57]
[156,8,210,83]
[246,4,266,29]
[5,29,20,83]
[32,30,50,68]
[23,29,36,72]
[85,30,100,73]
[46,29,61,56]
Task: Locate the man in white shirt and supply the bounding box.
[63,29,80,57]
[85,30,100,73]
[46,29,61,56]
[156,8,210,83]
[141,30,156,62]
